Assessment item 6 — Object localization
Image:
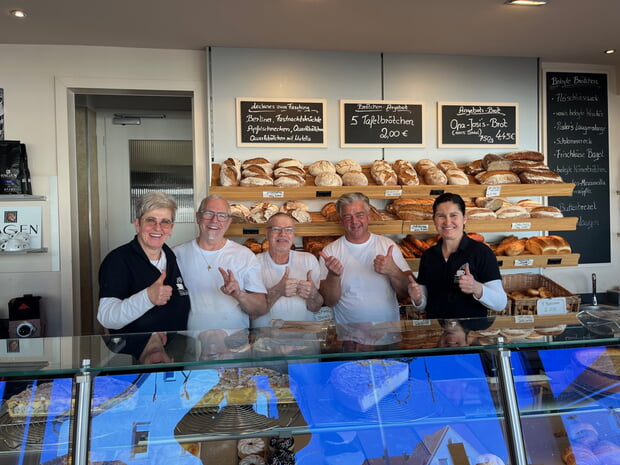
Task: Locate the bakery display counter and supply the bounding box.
[1,313,619,465]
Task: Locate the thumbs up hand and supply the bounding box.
[457,263,482,298]
[373,244,398,276]
[278,267,299,297]
[296,269,316,300]
[147,270,173,306]
[408,274,423,306]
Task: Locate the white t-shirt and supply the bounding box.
[319,233,410,324]
[252,250,321,328]
[174,239,267,331]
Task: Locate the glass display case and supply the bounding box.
[1,312,619,465]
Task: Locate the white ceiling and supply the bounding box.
[2,0,619,76]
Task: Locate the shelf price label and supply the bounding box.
[411,319,431,326]
[511,222,532,230]
[384,189,402,197]
[409,224,429,232]
[263,191,285,199]
[486,185,502,197]
[514,259,535,267]
[537,297,567,315]
[515,315,535,324]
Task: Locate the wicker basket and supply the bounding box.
[502,273,581,315]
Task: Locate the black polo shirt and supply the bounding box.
[417,234,501,319]
[99,236,190,356]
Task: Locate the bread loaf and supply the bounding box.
[446,168,469,185]
[504,150,545,161]
[393,159,420,186]
[519,169,563,184]
[514,199,544,211]
[474,197,505,211]
[274,166,305,177]
[467,232,485,242]
[321,202,340,222]
[240,175,274,186]
[414,159,436,176]
[274,174,305,187]
[335,159,361,175]
[230,204,250,223]
[494,235,518,256]
[308,160,336,176]
[370,162,398,185]
[241,157,272,170]
[314,172,343,187]
[436,159,458,173]
[242,165,273,177]
[395,204,433,221]
[475,170,521,185]
[342,170,369,186]
[244,238,263,254]
[482,153,512,171]
[548,235,571,253]
[463,159,484,175]
[504,238,527,256]
[510,160,548,173]
[423,167,448,185]
[495,205,530,219]
[291,208,312,223]
[525,236,555,255]
[220,165,241,186]
[249,202,279,223]
[530,206,563,218]
[466,207,497,220]
[275,158,304,169]
[280,200,309,213]
[387,198,433,214]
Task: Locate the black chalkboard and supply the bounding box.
[340,100,424,147]
[438,102,518,147]
[546,71,610,264]
[237,98,326,147]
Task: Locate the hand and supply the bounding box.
[278,267,299,297]
[373,244,398,276]
[297,269,316,300]
[319,251,344,277]
[147,270,173,306]
[408,274,423,305]
[219,267,241,298]
[457,264,482,298]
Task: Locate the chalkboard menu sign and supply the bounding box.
[237,98,327,147]
[546,71,610,264]
[438,102,518,148]
[340,100,424,147]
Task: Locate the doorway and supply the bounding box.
[74,93,197,335]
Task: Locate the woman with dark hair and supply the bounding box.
[408,192,506,319]
[97,191,190,359]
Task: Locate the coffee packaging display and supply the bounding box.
[0,140,31,194]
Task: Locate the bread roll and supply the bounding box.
[240,175,274,186]
[437,159,458,173]
[308,160,336,176]
[475,170,521,185]
[423,167,448,185]
[495,205,530,219]
[314,172,343,187]
[342,170,369,186]
[504,150,545,161]
[414,158,436,176]
[519,169,564,184]
[335,159,361,175]
[530,206,563,218]
[274,174,305,187]
[482,153,512,171]
[466,207,497,220]
[446,168,469,185]
[475,197,505,211]
[275,158,304,169]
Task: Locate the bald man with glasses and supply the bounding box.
[252,212,323,328]
[174,194,267,332]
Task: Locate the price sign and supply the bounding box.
[409,224,430,232]
[263,191,285,198]
[537,297,567,315]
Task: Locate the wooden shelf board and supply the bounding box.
[402,217,577,234]
[406,253,580,271]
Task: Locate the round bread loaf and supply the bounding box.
[275,158,304,169]
[423,167,448,185]
[371,168,398,186]
[335,158,361,175]
[414,158,436,176]
[437,159,458,173]
[274,174,305,187]
[446,168,469,185]
[220,165,240,186]
[314,172,342,186]
[342,170,368,186]
[308,160,336,176]
[280,200,309,213]
[392,159,420,186]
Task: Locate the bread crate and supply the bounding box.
[502,273,581,315]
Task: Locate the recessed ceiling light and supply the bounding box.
[505,0,549,5]
[10,9,27,18]
[604,49,616,55]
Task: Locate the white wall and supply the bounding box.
[0,44,208,336]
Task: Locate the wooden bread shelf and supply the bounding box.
[406,253,580,271]
[211,164,575,200]
[402,217,578,234]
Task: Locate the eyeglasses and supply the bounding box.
[142,217,174,229]
[199,210,231,221]
[267,226,295,234]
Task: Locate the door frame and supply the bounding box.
[54,76,210,336]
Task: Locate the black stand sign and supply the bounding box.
[237,98,326,147]
[340,100,424,147]
[546,71,610,264]
[438,102,518,148]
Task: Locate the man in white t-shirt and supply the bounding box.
[174,194,267,332]
[319,192,411,326]
[253,212,323,328]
